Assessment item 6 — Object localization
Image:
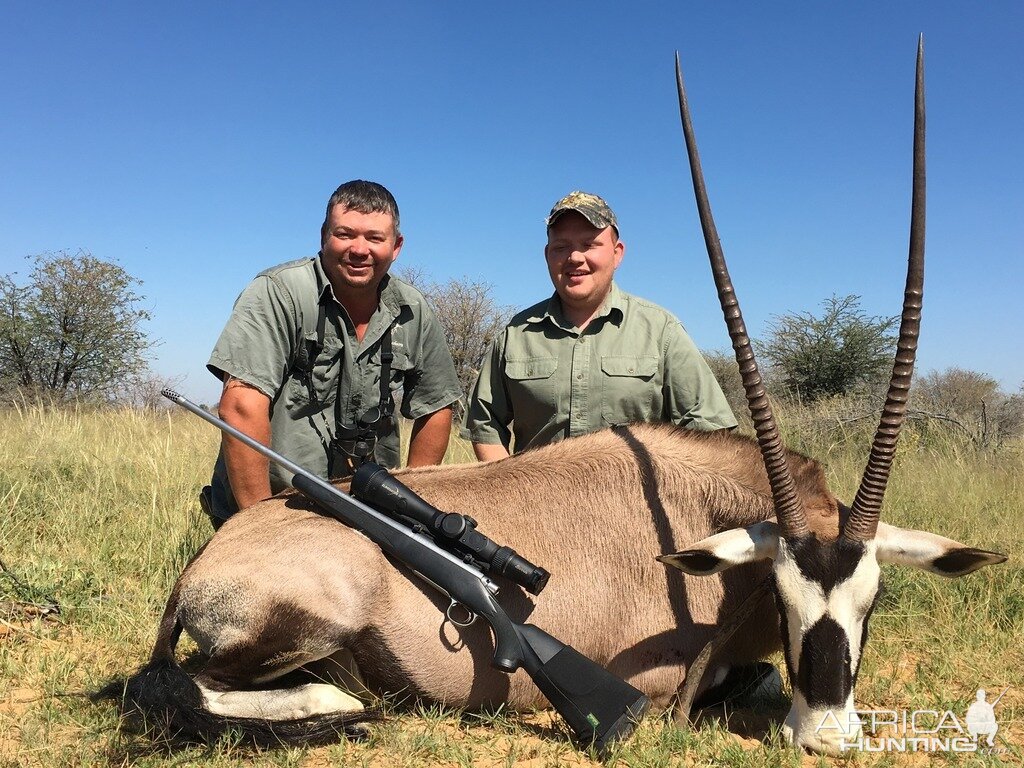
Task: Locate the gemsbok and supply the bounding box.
[101,39,1007,755]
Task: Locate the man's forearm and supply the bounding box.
[407,407,453,466]
[219,378,274,509]
[223,433,273,509]
[473,442,510,462]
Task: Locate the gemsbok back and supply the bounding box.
[100,39,1006,755]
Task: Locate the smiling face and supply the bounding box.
[544,211,624,325]
[320,204,403,298]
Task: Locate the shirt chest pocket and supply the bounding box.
[284,335,344,416]
[504,356,559,410]
[600,355,659,426]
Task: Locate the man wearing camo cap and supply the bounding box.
[462,190,736,459]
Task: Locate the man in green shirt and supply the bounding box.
[205,180,462,525]
[462,190,736,459]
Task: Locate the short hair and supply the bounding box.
[321,180,401,241]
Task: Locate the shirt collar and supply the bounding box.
[377,273,405,315]
[314,254,409,315]
[526,281,626,331]
[313,253,333,302]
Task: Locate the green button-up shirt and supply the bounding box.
[461,283,736,452]
[207,256,462,518]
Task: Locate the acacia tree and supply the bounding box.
[755,294,898,402]
[913,367,1024,446]
[0,250,154,401]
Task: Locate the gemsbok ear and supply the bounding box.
[658,521,779,576]
[875,522,1008,577]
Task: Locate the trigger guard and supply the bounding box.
[446,601,476,627]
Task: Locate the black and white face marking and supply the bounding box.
[661,520,1006,755]
[772,535,881,755]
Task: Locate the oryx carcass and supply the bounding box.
[100,41,1006,755]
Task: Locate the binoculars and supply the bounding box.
[332,406,395,461]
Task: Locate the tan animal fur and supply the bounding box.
[169,423,838,713]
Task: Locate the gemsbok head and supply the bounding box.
[659,38,1008,754]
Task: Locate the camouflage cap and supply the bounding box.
[546,191,618,232]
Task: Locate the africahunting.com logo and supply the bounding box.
[817,687,1010,753]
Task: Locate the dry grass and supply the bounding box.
[1,401,1020,766]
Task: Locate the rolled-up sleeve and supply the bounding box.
[206,276,296,399]
[401,300,463,420]
[662,322,738,431]
[460,333,512,448]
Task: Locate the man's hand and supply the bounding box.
[407,406,454,467]
[219,377,273,510]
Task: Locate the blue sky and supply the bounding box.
[2,2,1021,405]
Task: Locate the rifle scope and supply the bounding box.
[352,463,550,596]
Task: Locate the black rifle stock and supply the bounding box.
[163,389,649,751]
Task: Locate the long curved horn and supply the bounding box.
[675,52,809,540]
[844,37,926,542]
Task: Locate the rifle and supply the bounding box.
[163,389,650,751]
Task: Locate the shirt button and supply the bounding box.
[577,374,584,380]
[628,367,634,373]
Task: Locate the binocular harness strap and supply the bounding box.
[308,269,395,470]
